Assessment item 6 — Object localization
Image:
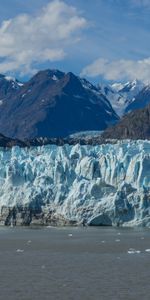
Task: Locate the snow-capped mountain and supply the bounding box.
[112,79,144,100]
[0,70,147,139]
[98,83,128,117]
[0,74,23,91]
[0,70,119,139]
[0,74,23,106]
[125,84,150,113]
[99,79,145,117]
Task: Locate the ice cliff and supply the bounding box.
[0,141,150,227]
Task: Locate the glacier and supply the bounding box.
[0,141,150,226]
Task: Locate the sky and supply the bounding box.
[0,0,150,83]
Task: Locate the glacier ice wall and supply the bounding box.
[0,141,150,226]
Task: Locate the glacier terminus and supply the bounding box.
[0,140,150,227]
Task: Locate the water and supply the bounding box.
[0,226,150,300]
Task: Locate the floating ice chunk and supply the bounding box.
[145,249,150,252]
[68,233,73,237]
[115,239,120,242]
[16,249,24,253]
[127,249,141,254]
[128,250,135,254]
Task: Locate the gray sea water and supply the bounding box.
[0,226,150,300]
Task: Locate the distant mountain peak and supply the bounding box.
[125,82,150,114]
[0,74,23,105]
[112,79,144,93]
[31,69,65,81]
[0,73,24,88]
[99,79,145,117]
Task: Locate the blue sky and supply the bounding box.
[0,0,150,83]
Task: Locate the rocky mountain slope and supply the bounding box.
[0,70,119,139]
[0,140,150,227]
[102,103,150,140]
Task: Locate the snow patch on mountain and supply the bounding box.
[52,75,58,81]
[111,82,124,92]
[5,76,23,88]
[0,74,23,89]
[99,80,145,116]
[98,83,127,117]
[113,79,145,101]
[80,78,115,112]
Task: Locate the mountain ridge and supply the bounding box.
[125,84,150,113]
[0,69,119,139]
[99,79,145,117]
[102,103,150,140]
[0,69,149,140]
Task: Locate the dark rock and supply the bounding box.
[0,133,27,147]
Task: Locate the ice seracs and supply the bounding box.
[1,140,150,227]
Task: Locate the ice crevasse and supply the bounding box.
[0,140,150,226]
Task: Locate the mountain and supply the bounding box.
[125,84,150,113]
[0,74,23,106]
[98,83,128,117]
[102,103,150,140]
[101,79,144,116]
[0,69,119,139]
[112,79,144,100]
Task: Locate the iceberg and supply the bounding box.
[0,140,150,226]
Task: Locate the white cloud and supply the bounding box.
[0,0,87,76]
[81,57,150,83]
